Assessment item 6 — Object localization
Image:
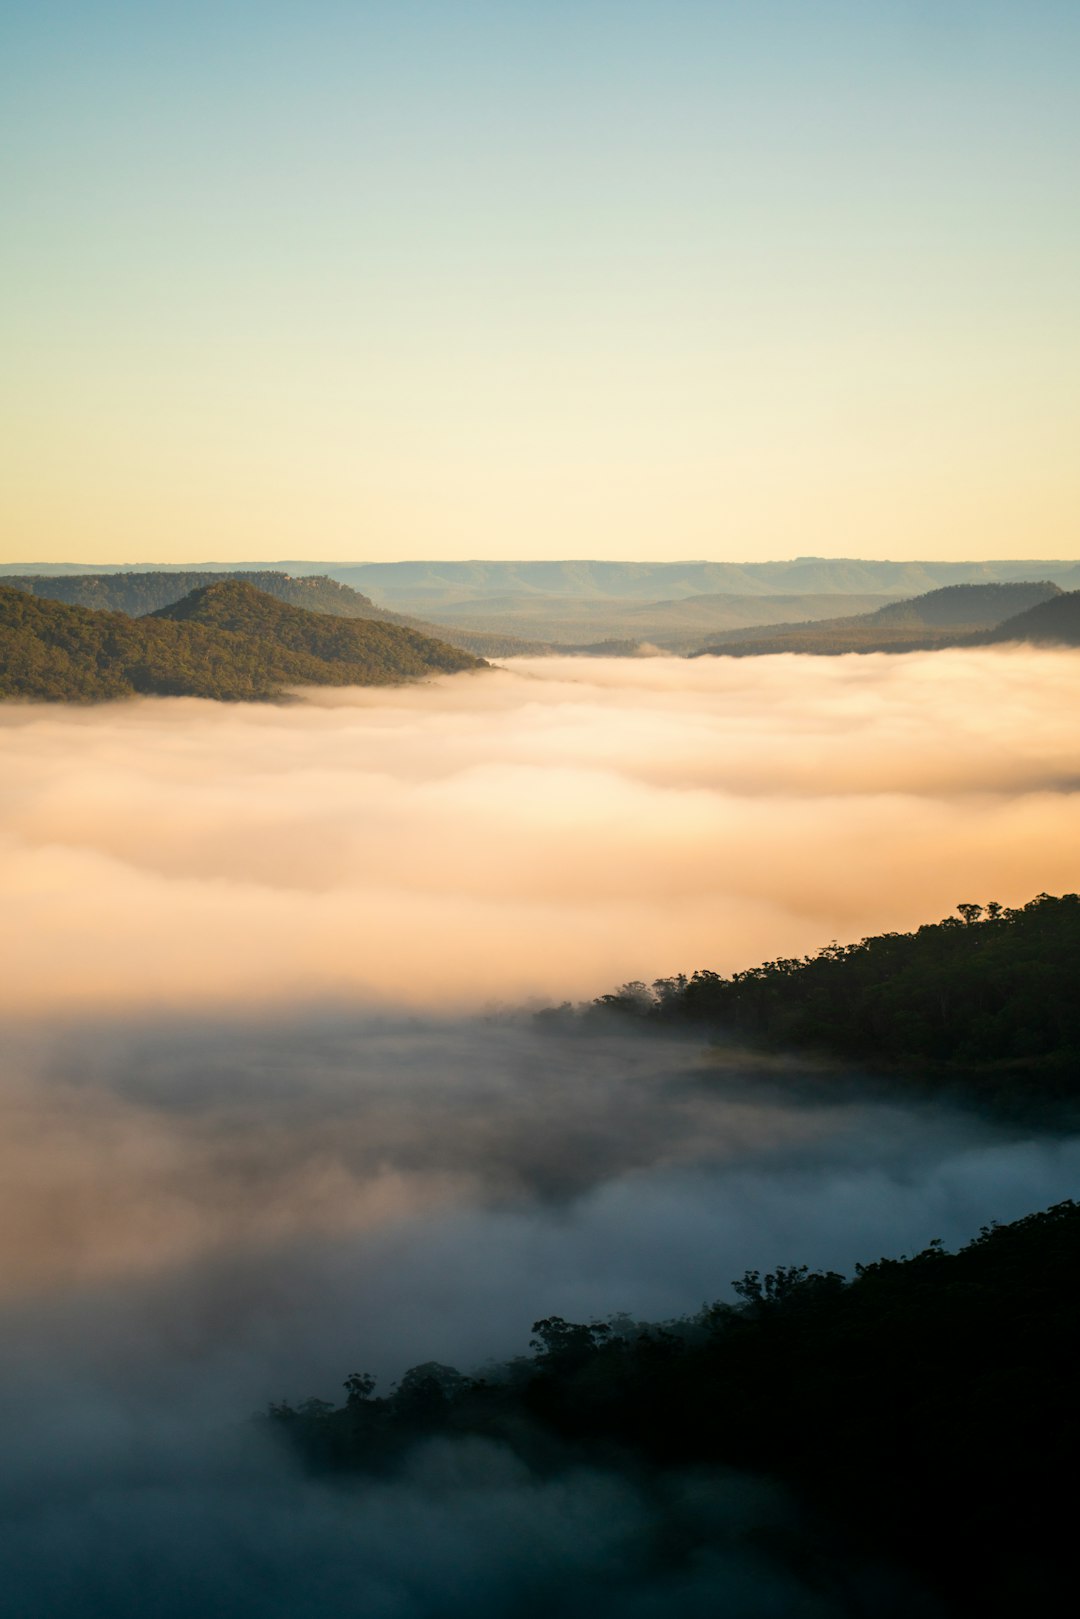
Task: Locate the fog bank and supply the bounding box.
[2,648,1080,1015]
[5,1013,1079,1370]
[0,1009,1068,1614]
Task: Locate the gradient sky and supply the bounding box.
[2,0,1077,565]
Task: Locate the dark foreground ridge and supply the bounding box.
[0,579,486,700]
[268,1199,1080,1617]
[565,892,1080,1114]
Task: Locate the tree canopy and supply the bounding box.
[566,892,1080,1111]
[0,580,486,701]
[266,1199,1080,1617]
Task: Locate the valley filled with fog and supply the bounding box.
[2,649,1079,1612]
[4,649,1080,1014]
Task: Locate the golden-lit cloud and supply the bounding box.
[2,648,1078,1016]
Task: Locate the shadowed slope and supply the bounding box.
[574,892,1080,1112]
[982,589,1080,646]
[697,581,1063,655]
[272,1198,1080,1618]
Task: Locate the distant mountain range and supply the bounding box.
[4,567,1080,672]
[8,558,1080,649]
[315,556,1080,604]
[0,570,541,660]
[697,581,1069,655]
[0,580,485,701]
[10,556,1080,596]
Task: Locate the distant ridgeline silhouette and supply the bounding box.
[7,570,1080,658]
[551,892,1080,1112]
[696,580,1077,655]
[0,579,486,700]
[0,567,400,620]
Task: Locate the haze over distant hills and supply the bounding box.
[698,581,1068,656]
[8,557,1080,652]
[317,556,1080,603]
[10,556,1080,595]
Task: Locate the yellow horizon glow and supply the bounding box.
[2,2,1078,567]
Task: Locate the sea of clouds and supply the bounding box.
[2,649,1079,1614]
[3,648,1080,1015]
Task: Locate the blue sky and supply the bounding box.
[2,1,1077,562]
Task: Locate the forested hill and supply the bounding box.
[570,893,1080,1109]
[697,580,1062,656]
[0,568,544,660]
[268,1198,1080,1618]
[0,580,485,701]
[981,588,1080,646]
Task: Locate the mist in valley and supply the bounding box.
[3,650,1079,1612]
[3,649,1079,1015]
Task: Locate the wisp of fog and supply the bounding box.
[3,649,1079,1614]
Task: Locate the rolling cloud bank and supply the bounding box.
[3,649,1080,1015]
[3,650,1080,1613]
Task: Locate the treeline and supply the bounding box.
[561,893,1080,1108]
[0,580,485,701]
[266,1199,1080,1616]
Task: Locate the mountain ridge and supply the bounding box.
[0,580,486,701]
[696,581,1065,656]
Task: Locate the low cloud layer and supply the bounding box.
[2,648,1079,1015]
[6,1012,1080,1367]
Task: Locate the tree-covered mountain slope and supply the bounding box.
[0,580,486,701]
[697,580,1062,655]
[269,1198,1080,1618]
[0,568,545,660]
[981,588,1080,646]
[570,892,1080,1109]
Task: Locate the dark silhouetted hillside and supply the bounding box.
[571,892,1080,1112]
[981,589,1080,646]
[0,581,485,701]
[269,1198,1080,1617]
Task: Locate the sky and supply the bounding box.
[2,0,1078,566]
